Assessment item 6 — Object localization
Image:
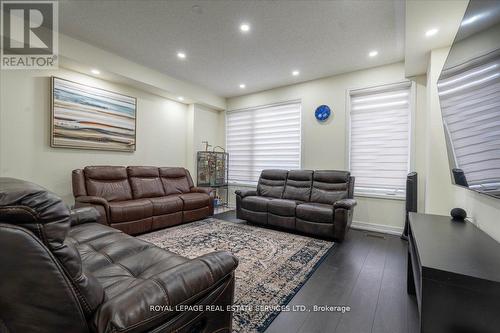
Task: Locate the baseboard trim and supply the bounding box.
[351,220,403,236]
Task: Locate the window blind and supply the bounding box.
[438,53,500,194]
[349,82,412,197]
[226,101,301,184]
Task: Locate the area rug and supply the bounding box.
[138,218,334,333]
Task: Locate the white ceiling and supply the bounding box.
[59,0,405,98]
[405,0,469,77]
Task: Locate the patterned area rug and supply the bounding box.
[138,218,334,333]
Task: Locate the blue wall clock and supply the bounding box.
[315,105,331,122]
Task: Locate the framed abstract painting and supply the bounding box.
[50,76,137,151]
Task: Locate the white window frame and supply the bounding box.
[345,81,416,200]
[225,99,302,186]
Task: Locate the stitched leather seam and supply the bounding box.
[85,242,137,277]
[0,224,91,330]
[174,279,232,332]
[137,257,184,277]
[116,274,232,333]
[0,206,39,219]
[198,259,215,283]
[78,230,120,243]
[150,278,170,304]
[34,223,44,241]
[85,242,118,266]
[93,236,150,254]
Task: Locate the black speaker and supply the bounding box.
[401,172,418,240]
[451,208,467,221]
[452,168,469,187]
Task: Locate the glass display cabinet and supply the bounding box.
[196,151,229,207]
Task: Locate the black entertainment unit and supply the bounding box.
[407,212,500,333]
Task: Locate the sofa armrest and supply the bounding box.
[333,199,357,242]
[334,199,357,210]
[74,196,109,225]
[191,187,215,215]
[235,189,257,198]
[92,251,238,333]
[191,186,215,196]
[69,207,100,226]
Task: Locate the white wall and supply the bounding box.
[226,62,425,233]
[0,68,189,204]
[424,47,457,214]
[185,104,225,182]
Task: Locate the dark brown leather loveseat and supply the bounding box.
[235,169,356,241]
[0,177,238,333]
[73,166,214,235]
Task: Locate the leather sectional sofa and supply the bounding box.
[236,169,357,241]
[0,177,238,333]
[73,166,214,235]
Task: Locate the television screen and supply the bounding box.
[438,0,500,198]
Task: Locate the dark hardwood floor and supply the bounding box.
[214,210,419,333]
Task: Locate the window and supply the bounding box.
[348,82,412,198]
[226,101,301,185]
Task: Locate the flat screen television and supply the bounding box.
[438,0,500,199]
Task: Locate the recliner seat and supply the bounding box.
[73,166,215,235]
[235,169,357,241]
[0,177,238,333]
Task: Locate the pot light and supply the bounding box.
[177,96,184,101]
[239,83,246,89]
[177,52,186,59]
[425,28,439,37]
[368,50,378,57]
[292,70,300,76]
[91,69,100,75]
[240,23,250,32]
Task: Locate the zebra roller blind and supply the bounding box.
[438,52,500,197]
[226,101,301,184]
[349,82,412,197]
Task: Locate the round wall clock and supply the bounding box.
[315,105,331,122]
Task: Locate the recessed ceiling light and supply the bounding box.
[191,4,203,14]
[368,50,378,57]
[425,28,439,37]
[292,70,300,76]
[239,83,246,89]
[240,23,250,32]
[177,52,186,59]
[91,69,100,75]
[177,96,184,101]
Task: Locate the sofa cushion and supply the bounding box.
[283,170,313,201]
[84,166,133,202]
[159,167,193,195]
[241,196,273,212]
[148,195,183,215]
[296,202,333,223]
[68,223,190,300]
[179,193,210,210]
[108,199,153,223]
[268,199,297,216]
[310,170,349,205]
[257,169,288,198]
[127,166,165,199]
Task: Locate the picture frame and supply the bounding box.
[50,76,137,152]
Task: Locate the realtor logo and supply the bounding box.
[1,0,58,69]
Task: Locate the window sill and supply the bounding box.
[354,193,406,201]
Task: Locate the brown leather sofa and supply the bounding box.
[73,166,214,235]
[235,169,357,241]
[0,177,238,333]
